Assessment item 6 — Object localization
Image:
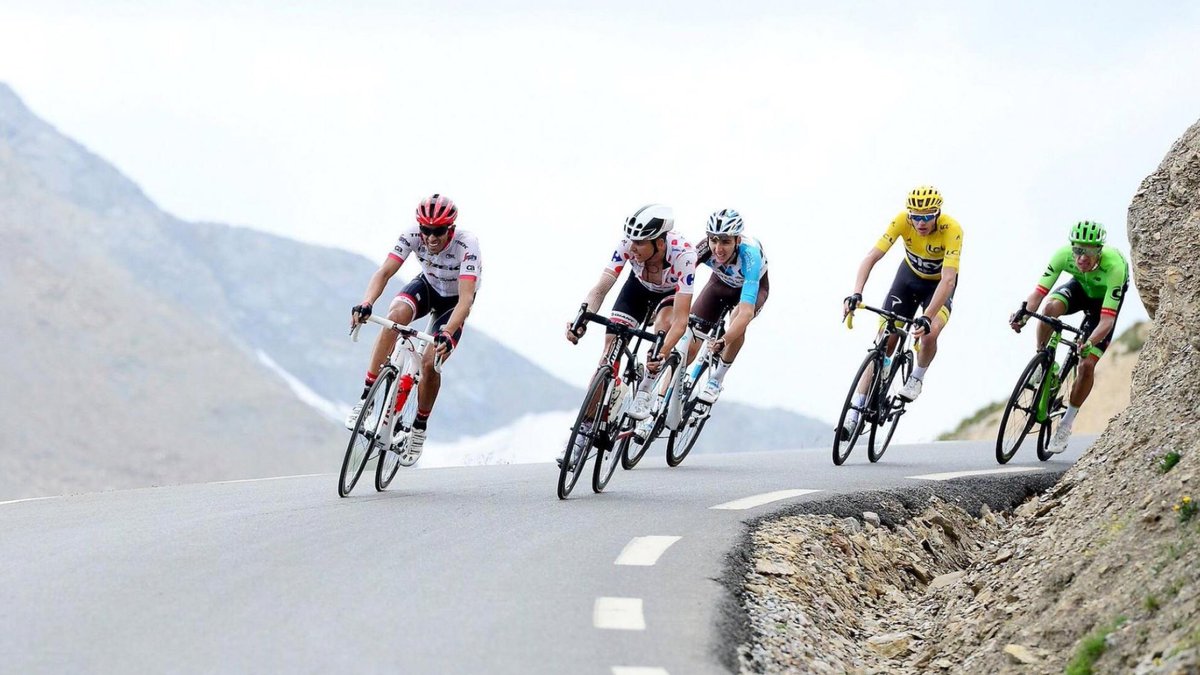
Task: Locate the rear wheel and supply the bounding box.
[667,361,711,467]
[833,351,881,466]
[868,351,912,463]
[996,353,1050,464]
[559,368,610,499]
[376,374,418,491]
[338,368,395,497]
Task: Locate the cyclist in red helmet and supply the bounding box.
[346,194,482,464]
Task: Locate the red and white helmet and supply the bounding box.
[416,194,458,226]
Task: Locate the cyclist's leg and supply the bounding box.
[1037,281,1080,349]
[1067,283,1123,409]
[689,277,734,364]
[611,276,667,419]
[913,275,954,371]
[718,272,768,364]
[415,293,462,415]
[856,264,917,395]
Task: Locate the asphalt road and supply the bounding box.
[0,436,1089,674]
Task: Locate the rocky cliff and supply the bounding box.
[736,118,1200,673]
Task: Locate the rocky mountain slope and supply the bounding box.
[940,321,1148,442]
[0,83,830,499]
[736,118,1200,673]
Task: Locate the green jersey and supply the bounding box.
[1036,245,1128,312]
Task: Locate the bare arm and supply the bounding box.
[352,256,403,326]
[844,247,884,318]
[442,276,477,337]
[658,293,693,357]
[722,301,754,345]
[1086,314,1116,351]
[1011,289,1049,332]
[566,271,619,343]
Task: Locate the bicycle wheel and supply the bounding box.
[833,351,882,466]
[868,351,912,463]
[667,361,710,467]
[559,368,610,499]
[376,373,418,491]
[622,353,678,470]
[1037,359,1077,461]
[995,353,1049,464]
[339,368,395,497]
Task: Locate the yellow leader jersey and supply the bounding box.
[874,211,963,280]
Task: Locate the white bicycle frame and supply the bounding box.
[350,314,441,447]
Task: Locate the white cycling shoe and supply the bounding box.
[627,390,653,420]
[897,376,923,403]
[394,427,426,467]
[345,400,371,430]
[839,414,859,441]
[1047,424,1071,455]
[557,424,592,469]
[697,377,722,404]
[632,416,656,445]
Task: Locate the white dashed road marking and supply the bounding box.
[0,496,54,507]
[210,473,325,485]
[710,489,821,510]
[594,597,646,630]
[612,668,669,675]
[615,536,682,566]
[909,467,1044,481]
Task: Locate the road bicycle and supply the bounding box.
[833,302,916,466]
[995,305,1085,464]
[558,304,662,499]
[662,315,727,467]
[338,315,441,497]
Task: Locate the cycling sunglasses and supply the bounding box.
[1071,245,1102,257]
[907,211,939,223]
[419,224,453,237]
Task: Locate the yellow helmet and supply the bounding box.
[906,185,943,211]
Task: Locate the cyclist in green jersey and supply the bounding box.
[1009,221,1129,454]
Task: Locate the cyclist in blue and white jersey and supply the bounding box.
[690,209,770,403]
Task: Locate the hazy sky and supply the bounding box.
[3,1,1198,441]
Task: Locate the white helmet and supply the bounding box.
[706,208,744,236]
[623,204,674,241]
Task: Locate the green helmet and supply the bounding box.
[1069,220,1106,246]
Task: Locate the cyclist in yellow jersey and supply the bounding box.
[839,186,962,438]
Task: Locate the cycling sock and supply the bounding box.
[713,359,733,384]
[849,393,867,420]
[1062,405,1079,428]
[361,371,378,399]
[911,365,928,381]
[414,409,431,430]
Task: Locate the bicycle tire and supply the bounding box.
[622,353,678,470]
[995,353,1049,464]
[666,360,711,467]
[559,368,610,499]
[338,367,395,497]
[833,350,882,466]
[868,351,912,463]
[376,374,418,491]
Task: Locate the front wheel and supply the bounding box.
[592,417,625,493]
[338,368,395,497]
[868,351,912,463]
[833,351,882,466]
[622,354,678,470]
[376,374,418,491]
[995,353,1050,464]
[559,368,610,499]
[667,362,711,467]
[1037,358,1077,461]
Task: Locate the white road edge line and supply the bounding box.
[210,473,326,485]
[594,597,646,630]
[612,668,670,675]
[909,467,1044,481]
[0,496,55,507]
[615,536,682,566]
[710,489,821,511]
